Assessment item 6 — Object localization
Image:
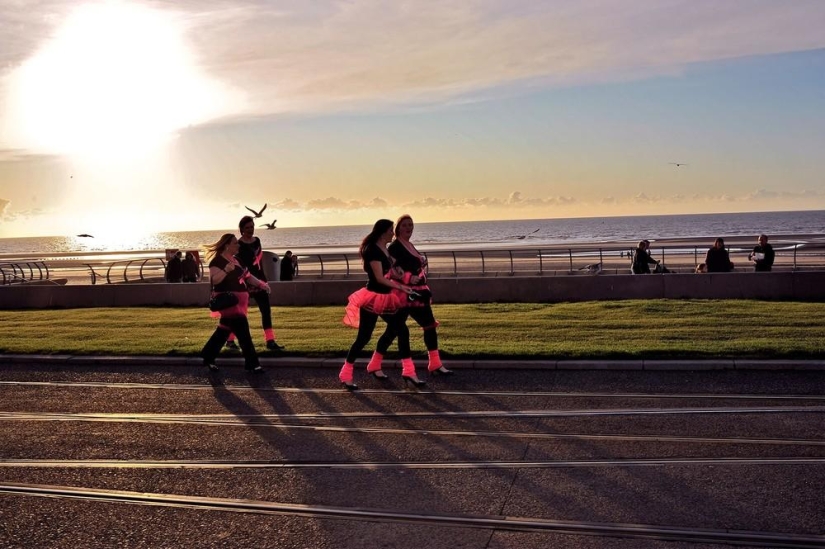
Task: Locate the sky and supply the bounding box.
[1,0,824,239]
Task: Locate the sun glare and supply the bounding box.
[4,1,241,162]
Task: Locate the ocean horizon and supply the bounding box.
[1,210,824,256]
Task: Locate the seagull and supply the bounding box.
[260,219,277,230]
[245,204,267,218]
[76,234,94,238]
[510,228,540,240]
[668,163,688,167]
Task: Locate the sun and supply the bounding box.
[4,1,241,162]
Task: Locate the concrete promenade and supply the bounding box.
[2,355,824,548]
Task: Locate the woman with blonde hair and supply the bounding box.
[201,233,270,373]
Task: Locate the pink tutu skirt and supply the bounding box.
[342,288,407,328]
[408,284,433,308]
[210,291,250,319]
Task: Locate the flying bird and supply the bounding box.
[245,204,267,218]
[260,219,278,230]
[76,234,94,238]
[668,163,688,167]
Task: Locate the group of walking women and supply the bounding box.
[200,214,452,388]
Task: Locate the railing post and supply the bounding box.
[452,252,457,276]
[598,248,603,269]
[793,244,798,270]
[480,251,486,275]
[568,249,573,272]
[106,263,115,284]
[318,255,324,278]
[508,250,514,275]
[343,254,350,277]
[538,249,543,274]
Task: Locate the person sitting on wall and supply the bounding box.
[631,240,659,274]
[280,250,296,281]
[182,251,200,282]
[165,251,183,282]
[749,234,775,272]
[704,238,734,272]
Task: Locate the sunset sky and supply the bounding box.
[1,1,824,239]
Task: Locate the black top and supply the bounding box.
[165,256,183,282]
[388,240,426,276]
[705,247,732,272]
[752,243,775,272]
[236,237,266,280]
[280,258,295,281]
[209,255,247,292]
[363,243,392,294]
[631,248,657,274]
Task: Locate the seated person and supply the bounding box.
[704,238,734,272]
[631,240,659,274]
[749,234,775,272]
[280,250,296,281]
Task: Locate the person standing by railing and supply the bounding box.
[339,219,419,390]
[224,216,285,352]
[368,214,453,377]
[705,237,734,272]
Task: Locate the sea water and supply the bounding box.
[1,210,823,255]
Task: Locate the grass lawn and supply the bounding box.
[1,300,824,359]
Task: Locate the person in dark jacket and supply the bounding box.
[705,238,734,272]
[280,250,296,281]
[749,234,775,272]
[165,251,183,282]
[182,252,200,282]
[631,240,658,274]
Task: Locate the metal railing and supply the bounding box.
[2,241,823,285]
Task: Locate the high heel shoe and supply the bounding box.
[402,375,427,389]
[370,370,389,380]
[341,381,359,391]
[430,366,454,376]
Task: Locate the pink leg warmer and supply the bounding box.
[427,350,442,371]
[401,358,417,377]
[366,352,384,373]
[264,328,275,341]
[339,361,355,383]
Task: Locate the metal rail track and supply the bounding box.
[1,411,823,446]
[1,482,822,548]
[1,457,823,470]
[3,380,824,401]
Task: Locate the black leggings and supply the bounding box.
[249,290,272,330]
[376,306,438,353]
[201,315,259,368]
[346,309,410,363]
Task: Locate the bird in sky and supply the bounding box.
[260,219,277,230]
[668,162,688,167]
[245,204,267,218]
[76,234,94,238]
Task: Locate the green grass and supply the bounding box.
[1,300,824,359]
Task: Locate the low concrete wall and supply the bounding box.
[1,272,824,309]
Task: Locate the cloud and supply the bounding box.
[0,198,9,218]
[274,198,301,210]
[5,1,823,126]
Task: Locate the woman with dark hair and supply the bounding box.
[339,219,420,390]
[368,214,452,377]
[225,215,284,351]
[705,237,734,272]
[201,233,270,373]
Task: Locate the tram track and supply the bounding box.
[2,379,824,401]
[1,410,823,446]
[1,482,822,548]
[1,456,824,470]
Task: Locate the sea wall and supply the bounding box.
[2,271,824,309]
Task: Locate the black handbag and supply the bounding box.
[208,291,239,312]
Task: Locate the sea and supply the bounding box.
[1,210,824,256]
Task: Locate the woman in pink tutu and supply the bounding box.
[201,233,271,373]
[368,214,453,377]
[339,219,420,390]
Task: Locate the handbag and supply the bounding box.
[208,291,239,312]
